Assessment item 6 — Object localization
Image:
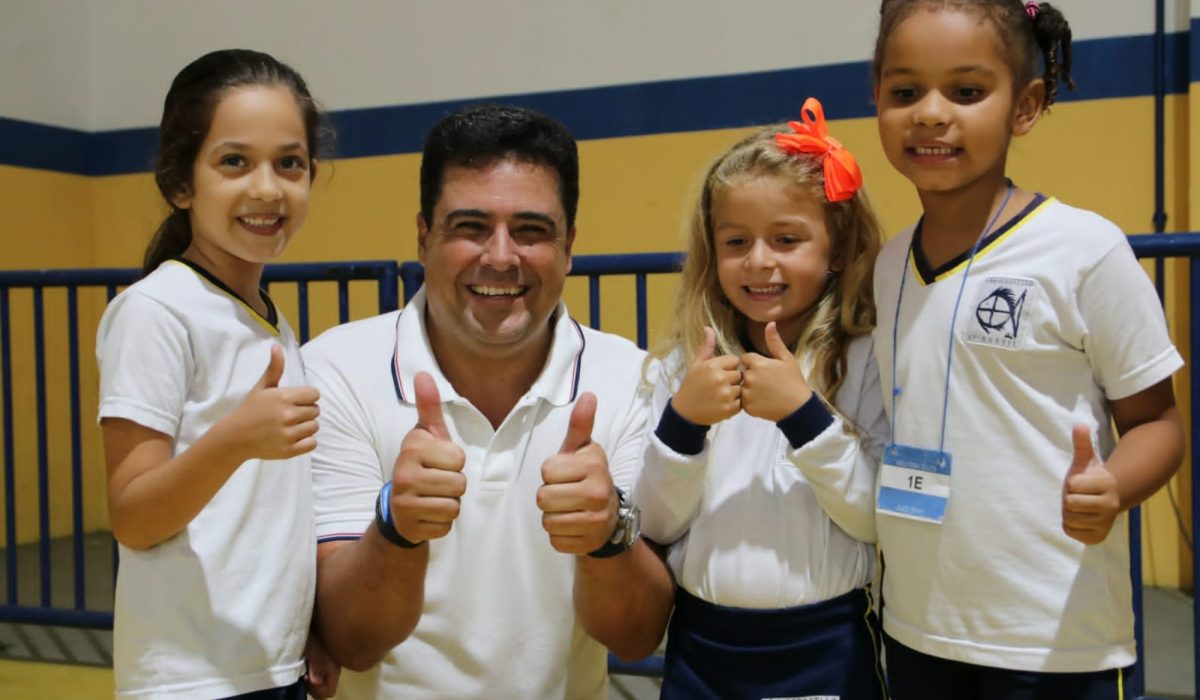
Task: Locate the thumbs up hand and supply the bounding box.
[671,326,743,426]
[387,372,467,544]
[537,393,618,555]
[228,344,321,461]
[741,322,813,422]
[1062,424,1121,545]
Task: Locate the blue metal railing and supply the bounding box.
[0,241,1194,691]
[0,260,399,629]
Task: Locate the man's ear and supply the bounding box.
[1012,79,1046,137]
[564,226,576,274]
[416,211,430,264]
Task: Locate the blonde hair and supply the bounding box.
[651,124,883,401]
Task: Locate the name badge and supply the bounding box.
[877,443,951,524]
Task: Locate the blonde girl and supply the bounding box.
[634,98,889,700]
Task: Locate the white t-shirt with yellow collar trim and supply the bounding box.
[873,196,1183,672]
[97,259,314,699]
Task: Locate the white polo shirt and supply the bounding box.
[303,289,649,700]
[873,196,1183,672]
[97,260,314,700]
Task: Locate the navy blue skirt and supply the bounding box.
[661,586,887,700]
[219,678,306,700]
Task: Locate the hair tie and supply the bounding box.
[773,97,863,202]
[1024,1,1039,19]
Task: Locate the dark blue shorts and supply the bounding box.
[219,678,307,700]
[661,586,887,700]
[884,633,1133,700]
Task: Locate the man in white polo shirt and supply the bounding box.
[302,104,674,699]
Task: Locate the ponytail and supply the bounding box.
[1028,2,1075,108]
[142,209,191,275]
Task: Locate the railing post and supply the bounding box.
[33,288,51,608]
[1,287,15,606]
[399,262,424,303]
[68,286,85,611]
[589,275,601,330]
[1192,256,1199,698]
[378,262,400,312]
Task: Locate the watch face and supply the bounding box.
[620,504,641,546]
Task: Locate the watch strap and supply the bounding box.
[588,487,638,559]
[374,481,424,549]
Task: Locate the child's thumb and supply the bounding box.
[694,326,717,363]
[1065,424,1099,481]
[254,345,285,390]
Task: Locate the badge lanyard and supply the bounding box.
[889,185,1013,449]
[876,186,1014,523]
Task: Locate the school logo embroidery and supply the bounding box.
[962,276,1038,349]
[977,287,1025,337]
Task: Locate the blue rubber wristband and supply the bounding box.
[374,481,423,548]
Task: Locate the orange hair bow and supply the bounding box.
[774,97,863,202]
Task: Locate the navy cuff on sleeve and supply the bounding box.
[777,394,834,449]
[655,400,710,456]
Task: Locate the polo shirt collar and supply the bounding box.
[391,288,585,408]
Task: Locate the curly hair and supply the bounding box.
[652,124,882,401]
[873,0,1075,109]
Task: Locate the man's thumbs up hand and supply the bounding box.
[386,372,467,545]
[537,393,619,555]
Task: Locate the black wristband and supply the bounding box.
[374,482,423,549]
[587,538,629,559]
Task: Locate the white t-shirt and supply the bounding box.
[872,196,1183,672]
[96,260,314,700]
[303,289,650,700]
[635,334,887,608]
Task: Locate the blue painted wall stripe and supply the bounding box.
[0,30,1192,177]
[0,117,93,176]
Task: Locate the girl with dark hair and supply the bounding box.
[97,49,337,699]
[872,3,1183,697]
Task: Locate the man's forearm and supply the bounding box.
[573,540,675,660]
[315,529,429,671]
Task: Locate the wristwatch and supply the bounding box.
[588,487,641,559]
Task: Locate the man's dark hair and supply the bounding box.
[419,104,580,229]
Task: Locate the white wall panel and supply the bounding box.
[0,0,90,129]
[0,0,1189,131]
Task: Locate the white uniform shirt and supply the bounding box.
[873,196,1183,672]
[96,260,314,700]
[303,289,649,700]
[634,334,887,608]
